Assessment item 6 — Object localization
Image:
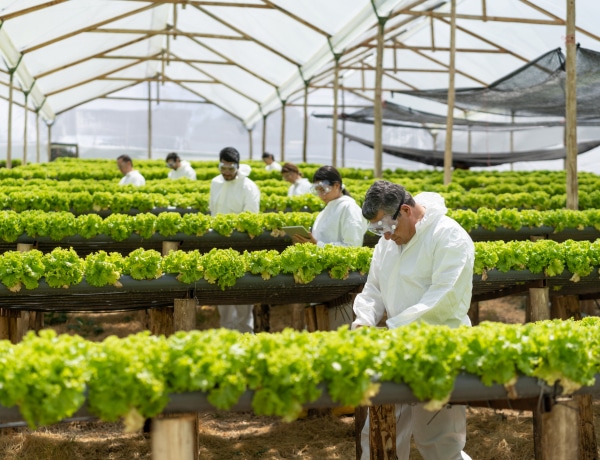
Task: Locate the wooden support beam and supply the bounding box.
[173,298,196,332]
[539,396,579,459]
[369,404,396,459]
[290,304,305,331]
[147,307,174,336]
[468,300,479,325]
[152,413,199,460]
[304,306,317,332]
[314,304,330,331]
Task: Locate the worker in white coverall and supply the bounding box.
[209,146,260,333]
[352,180,474,460]
[290,165,367,247]
[166,152,197,180]
[117,154,145,187]
[280,162,312,197]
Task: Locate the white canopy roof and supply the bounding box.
[1,0,599,128]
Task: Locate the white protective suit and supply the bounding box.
[209,164,260,215]
[312,195,367,248]
[168,160,196,180]
[209,164,260,333]
[265,161,282,172]
[118,170,145,187]
[287,177,311,196]
[352,192,474,460]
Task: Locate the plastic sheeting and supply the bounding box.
[0,0,400,127]
[1,1,600,133]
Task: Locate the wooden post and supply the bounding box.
[0,308,9,341]
[304,306,317,332]
[147,307,174,336]
[443,0,457,186]
[36,111,40,163]
[540,396,579,460]
[252,304,268,333]
[280,101,286,162]
[173,298,196,332]
[11,243,36,342]
[148,80,153,159]
[262,114,267,154]
[247,128,253,160]
[355,406,368,459]
[467,300,479,325]
[332,57,340,168]
[552,295,581,320]
[145,242,181,335]
[527,286,550,323]
[314,304,330,331]
[23,93,28,166]
[152,413,198,460]
[290,304,305,331]
[162,241,180,257]
[47,123,52,163]
[373,19,384,179]
[7,71,14,169]
[565,0,577,210]
[529,284,549,459]
[302,82,309,163]
[368,404,396,459]
[551,295,596,459]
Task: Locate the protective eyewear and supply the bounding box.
[166,161,176,168]
[367,190,406,236]
[310,180,332,196]
[219,162,238,173]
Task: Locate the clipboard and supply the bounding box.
[282,226,311,238]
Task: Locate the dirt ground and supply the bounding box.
[0,295,597,459]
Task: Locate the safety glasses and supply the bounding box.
[366,190,406,236]
[310,180,332,196]
[219,162,238,173]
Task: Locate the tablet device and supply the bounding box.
[282,226,311,238]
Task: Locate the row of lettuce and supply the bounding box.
[4,188,600,213]
[1,239,599,292]
[2,171,600,197]
[1,209,599,243]
[3,157,600,187]
[4,318,600,429]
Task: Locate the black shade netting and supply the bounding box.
[393,46,600,119]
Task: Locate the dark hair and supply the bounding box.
[166,152,179,162]
[312,165,350,197]
[117,154,132,165]
[262,152,275,160]
[281,162,301,175]
[219,146,240,164]
[362,180,415,220]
